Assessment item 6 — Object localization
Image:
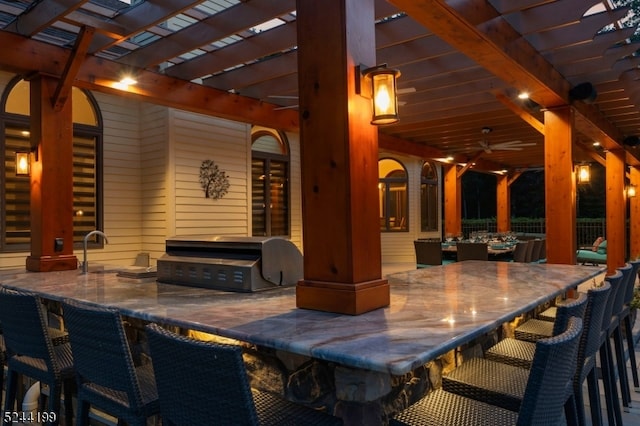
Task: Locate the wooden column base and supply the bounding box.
[296,279,390,315]
[26,255,78,272]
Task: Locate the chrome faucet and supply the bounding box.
[82,230,108,274]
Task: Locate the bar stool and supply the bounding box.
[597,271,625,426]
[620,259,640,392]
[145,323,343,426]
[61,299,160,426]
[390,317,583,426]
[610,263,635,412]
[484,282,611,426]
[513,292,587,343]
[0,289,75,426]
[438,295,586,413]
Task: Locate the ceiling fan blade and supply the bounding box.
[397,87,416,95]
[273,105,299,110]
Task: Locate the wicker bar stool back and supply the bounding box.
[0,289,75,426]
[61,299,160,426]
[145,323,343,426]
[514,291,587,343]
[390,317,583,426]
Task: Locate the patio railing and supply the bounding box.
[461,218,608,247]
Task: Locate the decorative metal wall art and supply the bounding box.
[199,159,230,199]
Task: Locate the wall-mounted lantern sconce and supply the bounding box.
[627,184,637,198]
[356,64,401,125]
[576,164,591,184]
[15,151,30,176]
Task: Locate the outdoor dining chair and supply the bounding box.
[414,239,443,268]
[0,288,75,426]
[390,317,583,426]
[511,242,529,263]
[456,242,488,262]
[145,323,343,426]
[61,299,160,426]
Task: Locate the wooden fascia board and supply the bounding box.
[0,31,299,132]
[387,0,569,107]
[52,25,95,112]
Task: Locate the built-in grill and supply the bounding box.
[156,235,303,292]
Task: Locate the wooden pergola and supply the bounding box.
[0,0,638,314]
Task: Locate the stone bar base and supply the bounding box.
[26,255,78,272]
[296,279,390,315]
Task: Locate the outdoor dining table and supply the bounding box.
[441,240,517,257]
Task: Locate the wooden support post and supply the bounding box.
[295,0,389,315]
[26,74,78,271]
[606,149,626,273]
[544,106,576,265]
[496,175,510,233]
[630,166,640,260]
[443,163,462,237]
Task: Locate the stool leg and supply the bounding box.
[601,340,624,425]
[613,326,632,410]
[586,367,603,426]
[623,314,640,391]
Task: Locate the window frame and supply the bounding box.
[420,161,439,232]
[379,157,409,233]
[251,128,291,237]
[0,76,104,252]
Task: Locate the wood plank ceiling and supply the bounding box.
[0,0,638,174]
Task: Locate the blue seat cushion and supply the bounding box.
[576,249,606,264]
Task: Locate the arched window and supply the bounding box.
[420,161,439,232]
[251,127,290,237]
[1,77,103,251]
[379,158,408,232]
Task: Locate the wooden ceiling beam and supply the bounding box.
[87,0,203,53]
[166,21,298,81]
[0,31,299,132]
[119,0,295,69]
[494,92,544,135]
[52,25,95,112]
[387,0,638,164]
[387,0,569,107]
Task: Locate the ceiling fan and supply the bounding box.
[478,127,536,154]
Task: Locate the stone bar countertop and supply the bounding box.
[0,261,602,376]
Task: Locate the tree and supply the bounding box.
[612,0,640,42]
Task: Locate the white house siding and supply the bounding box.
[171,109,250,237]
[87,92,144,266]
[379,151,442,264]
[140,104,170,264]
